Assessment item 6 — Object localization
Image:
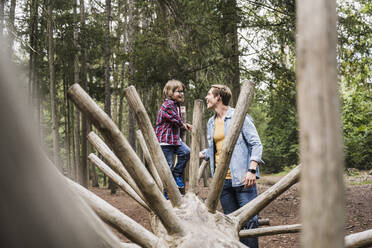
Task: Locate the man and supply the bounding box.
[200,84,263,247]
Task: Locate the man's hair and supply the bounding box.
[211,84,232,106]
[163,79,185,99]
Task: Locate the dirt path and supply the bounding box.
[91,175,372,247]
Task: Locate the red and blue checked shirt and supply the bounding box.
[155,98,184,145]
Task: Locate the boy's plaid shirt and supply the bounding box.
[155,98,184,145]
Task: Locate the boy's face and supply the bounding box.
[172,86,184,103]
[205,88,219,109]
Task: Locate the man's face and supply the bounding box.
[205,88,219,109]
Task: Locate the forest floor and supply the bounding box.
[91,170,372,247]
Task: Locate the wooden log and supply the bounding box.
[136,130,163,191]
[258,218,270,226]
[205,80,255,213]
[297,0,345,247]
[189,100,203,194]
[233,165,301,230]
[124,85,183,207]
[345,229,372,248]
[88,153,150,211]
[239,224,301,238]
[88,131,143,200]
[197,160,209,181]
[120,243,141,248]
[68,84,185,236]
[66,177,166,248]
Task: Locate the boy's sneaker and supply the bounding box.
[174,176,184,188]
[163,189,169,200]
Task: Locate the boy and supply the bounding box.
[155,79,192,191]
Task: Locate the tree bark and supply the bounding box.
[68,84,186,236]
[189,100,203,193]
[73,0,82,184]
[297,0,345,247]
[80,0,89,187]
[220,0,240,106]
[127,0,136,150]
[205,80,255,213]
[47,0,61,170]
[104,0,116,194]
[8,0,16,55]
[239,224,301,238]
[124,86,183,208]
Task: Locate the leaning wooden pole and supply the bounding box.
[189,100,203,193]
[344,229,372,248]
[88,131,143,199]
[66,178,166,248]
[88,153,150,211]
[205,80,255,213]
[136,130,163,191]
[239,224,301,238]
[197,160,208,181]
[124,86,183,207]
[297,0,345,247]
[68,84,185,236]
[233,165,301,230]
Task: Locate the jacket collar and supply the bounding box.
[211,106,233,123]
[226,106,233,119]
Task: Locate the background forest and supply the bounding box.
[0,0,370,188]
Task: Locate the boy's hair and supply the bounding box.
[211,84,232,106]
[163,79,185,99]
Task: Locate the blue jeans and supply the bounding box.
[220,179,259,248]
[161,141,190,177]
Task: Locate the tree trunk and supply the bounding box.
[80,0,89,187]
[297,0,345,247]
[73,0,82,184]
[8,0,16,55]
[63,80,71,177]
[47,0,61,170]
[104,0,116,194]
[220,0,240,106]
[127,0,136,150]
[0,0,4,35]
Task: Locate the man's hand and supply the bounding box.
[199,152,205,159]
[242,171,256,188]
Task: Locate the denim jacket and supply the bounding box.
[203,107,263,187]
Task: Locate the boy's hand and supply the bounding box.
[184,123,192,132]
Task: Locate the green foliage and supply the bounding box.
[11,0,372,176]
[338,0,372,170]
